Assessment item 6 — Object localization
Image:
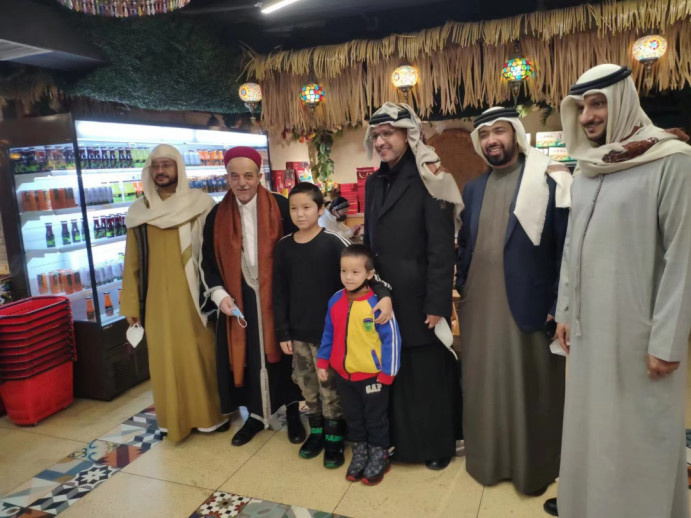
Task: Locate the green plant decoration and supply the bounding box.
[309,128,342,184]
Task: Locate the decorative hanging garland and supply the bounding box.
[57,0,191,17]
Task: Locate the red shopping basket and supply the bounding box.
[0,361,73,425]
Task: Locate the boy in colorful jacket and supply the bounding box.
[317,244,401,485]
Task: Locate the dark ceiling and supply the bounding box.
[14,0,601,56]
[183,0,599,51]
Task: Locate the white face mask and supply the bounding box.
[126,323,145,347]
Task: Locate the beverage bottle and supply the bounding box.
[120,214,127,234]
[50,272,62,294]
[114,214,123,236]
[61,221,71,245]
[135,181,143,198]
[118,288,122,305]
[46,148,56,170]
[100,216,108,238]
[118,148,126,168]
[66,187,76,207]
[91,148,102,169]
[86,296,96,321]
[100,147,110,168]
[93,217,101,239]
[106,216,115,238]
[80,267,91,290]
[45,222,56,248]
[49,188,59,210]
[63,271,74,295]
[63,146,75,169]
[107,185,114,204]
[110,148,118,169]
[38,190,50,210]
[71,219,81,243]
[125,147,133,168]
[35,148,48,172]
[22,190,36,212]
[37,273,49,295]
[73,271,83,291]
[124,181,136,201]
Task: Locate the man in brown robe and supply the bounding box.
[456,107,571,494]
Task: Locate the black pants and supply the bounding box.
[336,375,389,448]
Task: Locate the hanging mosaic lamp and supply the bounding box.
[56,0,191,17]
[632,35,668,72]
[391,65,419,103]
[238,83,263,124]
[300,82,325,112]
[502,56,533,106]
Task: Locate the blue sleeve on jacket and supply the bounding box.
[371,297,401,378]
[318,292,340,362]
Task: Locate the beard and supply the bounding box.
[484,141,517,166]
[154,175,177,188]
[335,213,347,222]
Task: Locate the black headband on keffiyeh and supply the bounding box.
[473,108,520,128]
[567,66,631,95]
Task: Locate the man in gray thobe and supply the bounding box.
[456,107,572,494]
[547,64,691,518]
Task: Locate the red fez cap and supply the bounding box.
[223,146,262,169]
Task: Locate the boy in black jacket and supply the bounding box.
[273,182,392,468]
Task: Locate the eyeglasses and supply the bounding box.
[368,129,399,144]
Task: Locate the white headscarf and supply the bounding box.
[561,64,691,178]
[364,102,464,232]
[125,144,216,323]
[471,107,572,246]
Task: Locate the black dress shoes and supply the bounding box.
[425,457,452,470]
[214,421,231,433]
[543,497,558,516]
[286,403,307,444]
[525,484,549,497]
[231,417,264,446]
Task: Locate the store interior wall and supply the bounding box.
[265,108,564,185]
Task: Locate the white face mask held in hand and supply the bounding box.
[126,322,144,347]
[434,318,458,360]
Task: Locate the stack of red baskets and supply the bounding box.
[0,296,76,425]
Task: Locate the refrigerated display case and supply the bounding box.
[0,114,270,399]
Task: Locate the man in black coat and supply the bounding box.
[363,103,463,469]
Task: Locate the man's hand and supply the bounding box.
[426,163,448,176]
[647,354,680,379]
[317,368,330,382]
[352,224,363,237]
[556,323,570,354]
[219,296,237,317]
[425,314,442,329]
[373,297,393,324]
[126,317,140,326]
[280,340,293,355]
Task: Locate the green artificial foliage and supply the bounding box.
[311,129,342,183]
[62,13,247,113]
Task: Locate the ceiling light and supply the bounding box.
[261,0,302,15]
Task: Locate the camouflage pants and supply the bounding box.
[292,340,342,419]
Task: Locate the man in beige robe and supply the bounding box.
[120,144,226,442]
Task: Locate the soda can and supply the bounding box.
[80,267,92,290]
[94,266,103,286]
[104,264,114,283]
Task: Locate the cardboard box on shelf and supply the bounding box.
[536,131,565,148]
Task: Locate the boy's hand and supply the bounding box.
[373,297,393,324]
[280,340,293,355]
[317,368,329,382]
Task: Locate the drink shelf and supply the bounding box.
[19,201,132,221]
[100,314,124,327]
[26,243,88,257]
[25,235,126,258]
[89,235,127,247]
[68,165,227,175]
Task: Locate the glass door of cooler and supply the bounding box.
[10,142,96,321]
[73,120,270,326]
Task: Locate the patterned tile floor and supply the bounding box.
[2,362,690,518]
[0,402,344,518]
